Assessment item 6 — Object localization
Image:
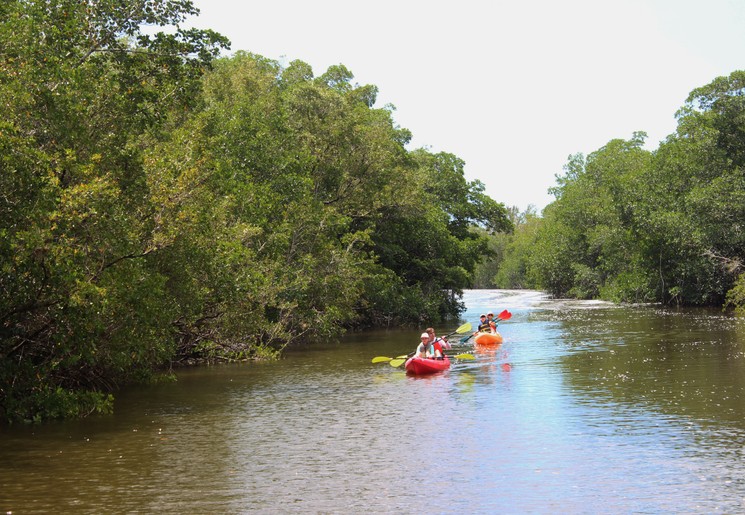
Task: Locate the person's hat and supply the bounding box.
[487,312,494,316]
[480,314,486,317]
[420,332,430,339]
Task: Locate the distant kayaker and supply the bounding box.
[486,312,498,332]
[474,314,492,335]
[415,332,442,359]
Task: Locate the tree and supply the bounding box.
[522,71,745,307]
[0,0,227,422]
[638,71,745,305]
[530,134,653,299]
[364,150,512,321]
[0,14,515,422]
[492,207,542,289]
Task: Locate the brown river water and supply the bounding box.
[3,289,745,513]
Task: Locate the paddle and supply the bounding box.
[459,334,475,344]
[389,353,475,368]
[442,321,472,339]
[495,310,512,323]
[452,353,475,360]
[388,353,414,368]
[371,354,409,364]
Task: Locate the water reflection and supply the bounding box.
[547,304,745,429]
[3,290,745,513]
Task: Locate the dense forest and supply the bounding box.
[479,74,745,314]
[0,1,512,422]
[3,1,744,424]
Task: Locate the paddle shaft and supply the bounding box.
[390,352,474,367]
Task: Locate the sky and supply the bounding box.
[186,0,745,212]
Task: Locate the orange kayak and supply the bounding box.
[474,332,503,346]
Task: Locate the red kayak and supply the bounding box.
[474,331,503,346]
[404,355,451,375]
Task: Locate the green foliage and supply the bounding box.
[473,206,539,289]
[568,264,601,299]
[725,273,745,315]
[7,387,115,424]
[360,149,510,322]
[0,0,228,423]
[1,9,510,422]
[599,269,656,304]
[495,71,745,309]
[8,1,743,425]
[471,230,506,288]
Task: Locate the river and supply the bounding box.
[3,289,745,513]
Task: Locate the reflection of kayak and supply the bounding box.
[474,332,503,346]
[404,356,451,375]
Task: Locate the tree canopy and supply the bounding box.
[484,71,745,313]
[0,2,510,422]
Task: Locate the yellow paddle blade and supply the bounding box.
[389,358,407,367]
[371,356,393,363]
[453,353,475,360]
[442,322,472,339]
[455,322,472,334]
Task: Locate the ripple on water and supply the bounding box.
[4,290,745,513]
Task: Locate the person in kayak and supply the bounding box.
[473,314,492,335]
[426,327,451,353]
[486,312,498,333]
[415,332,442,359]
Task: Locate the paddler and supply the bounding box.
[415,332,442,359]
[473,313,492,336]
[426,327,451,351]
[486,312,498,333]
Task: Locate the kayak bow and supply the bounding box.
[404,355,451,375]
[474,332,503,346]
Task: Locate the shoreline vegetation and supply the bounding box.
[2,2,743,423]
[474,70,745,310]
[0,1,511,423]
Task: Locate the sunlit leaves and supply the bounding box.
[498,71,745,309]
[1,3,513,421]
[0,0,227,422]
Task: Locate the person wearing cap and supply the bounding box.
[415,332,442,359]
[486,312,498,333]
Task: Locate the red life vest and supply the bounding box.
[433,341,444,358]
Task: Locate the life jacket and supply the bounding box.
[433,341,444,359]
[477,321,491,332]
